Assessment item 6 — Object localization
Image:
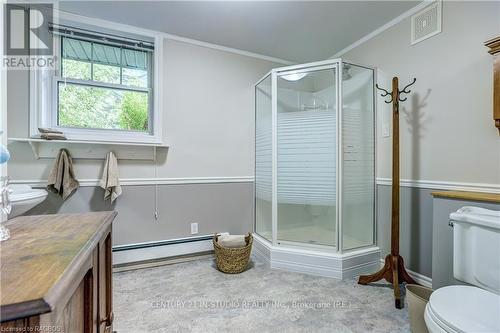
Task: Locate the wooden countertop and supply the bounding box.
[0,212,116,321]
[431,191,500,203]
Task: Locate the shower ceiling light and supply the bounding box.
[281,73,307,81]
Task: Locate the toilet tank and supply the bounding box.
[450,206,500,294]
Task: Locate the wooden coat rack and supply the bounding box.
[358,77,418,309]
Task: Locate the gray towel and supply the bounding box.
[99,151,122,203]
[47,149,79,200]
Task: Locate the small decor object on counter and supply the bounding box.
[0,143,10,164]
[38,127,67,140]
[99,151,122,203]
[47,148,79,200]
[0,177,11,241]
[213,233,252,274]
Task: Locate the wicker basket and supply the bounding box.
[213,233,253,274]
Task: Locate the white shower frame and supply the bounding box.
[253,59,380,278]
[273,59,342,251]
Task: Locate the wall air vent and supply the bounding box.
[411,1,442,45]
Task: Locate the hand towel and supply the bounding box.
[99,151,122,203]
[38,127,64,134]
[218,234,247,248]
[47,149,79,200]
[40,133,67,140]
[38,128,67,140]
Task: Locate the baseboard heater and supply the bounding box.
[112,235,215,266]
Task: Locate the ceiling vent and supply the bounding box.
[411,1,442,45]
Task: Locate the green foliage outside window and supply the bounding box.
[58,57,149,132]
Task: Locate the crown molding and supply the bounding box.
[56,9,294,65]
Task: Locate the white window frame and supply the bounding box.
[30,11,164,144]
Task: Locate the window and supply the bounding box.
[30,17,163,144]
[57,35,152,132]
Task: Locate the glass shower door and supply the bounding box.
[276,66,338,247]
[341,64,375,250]
[255,75,272,241]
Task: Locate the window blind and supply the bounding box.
[51,25,153,70]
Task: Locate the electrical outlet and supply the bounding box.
[190,222,198,235]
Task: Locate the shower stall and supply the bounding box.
[253,59,380,279]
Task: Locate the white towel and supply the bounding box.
[218,234,247,248]
[99,152,122,203]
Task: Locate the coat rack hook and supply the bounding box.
[375,83,393,104]
[399,78,417,95]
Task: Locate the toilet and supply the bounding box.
[424,206,500,333]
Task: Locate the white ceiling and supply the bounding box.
[59,1,420,63]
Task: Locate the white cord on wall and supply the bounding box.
[153,146,159,221]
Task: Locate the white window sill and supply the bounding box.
[8,137,169,160]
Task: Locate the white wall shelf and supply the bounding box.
[8,137,169,160]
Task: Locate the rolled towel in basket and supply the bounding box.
[217,234,246,248]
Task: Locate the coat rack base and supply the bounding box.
[358,254,417,309]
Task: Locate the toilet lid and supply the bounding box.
[428,285,500,333]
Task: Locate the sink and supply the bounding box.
[6,184,48,217]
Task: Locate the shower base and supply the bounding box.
[258,225,370,249]
[252,233,381,279]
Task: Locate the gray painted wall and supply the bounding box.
[26,180,434,281]
[432,197,500,289]
[377,184,500,285]
[26,180,498,286]
[377,184,433,278]
[26,182,254,246]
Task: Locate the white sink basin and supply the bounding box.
[6,184,48,217]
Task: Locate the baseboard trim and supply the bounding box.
[113,235,213,252]
[408,270,433,289]
[378,259,433,288]
[253,234,381,279]
[113,251,214,273]
[376,178,500,194]
[112,237,215,265]
[11,176,255,187]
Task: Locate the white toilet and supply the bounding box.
[424,206,500,333]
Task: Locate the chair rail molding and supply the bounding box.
[10,176,255,187]
[10,177,500,193]
[376,177,500,194]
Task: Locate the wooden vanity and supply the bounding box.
[0,212,117,332]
